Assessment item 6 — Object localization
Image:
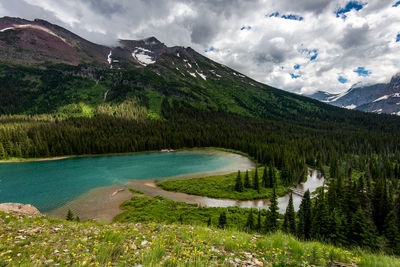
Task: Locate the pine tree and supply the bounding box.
[267,164,275,188]
[244,170,251,188]
[218,211,227,228]
[235,170,244,192]
[253,168,260,192]
[350,208,377,249]
[266,186,279,232]
[383,211,400,254]
[297,190,312,239]
[0,143,6,159]
[330,158,338,179]
[327,209,348,245]
[66,209,74,221]
[284,193,296,235]
[262,166,268,188]
[257,209,262,233]
[311,190,329,240]
[246,209,254,231]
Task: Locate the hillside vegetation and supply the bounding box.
[2,211,400,266]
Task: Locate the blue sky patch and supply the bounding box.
[396,33,400,42]
[267,12,303,21]
[338,76,348,84]
[240,26,252,31]
[393,1,400,7]
[294,64,300,70]
[281,14,304,21]
[309,49,318,61]
[204,46,215,53]
[336,1,365,18]
[300,48,318,61]
[269,12,280,17]
[354,67,371,77]
[290,73,300,79]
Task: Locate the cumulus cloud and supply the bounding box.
[0,0,399,94]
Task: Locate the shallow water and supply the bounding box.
[131,169,324,213]
[0,150,254,212]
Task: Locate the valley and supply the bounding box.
[1,14,400,266]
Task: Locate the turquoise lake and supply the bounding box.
[0,151,247,212]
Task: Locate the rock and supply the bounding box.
[0,203,41,215]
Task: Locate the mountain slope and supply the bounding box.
[307,74,400,115]
[0,17,343,123]
[2,16,400,130]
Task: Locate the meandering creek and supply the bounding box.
[129,168,324,213]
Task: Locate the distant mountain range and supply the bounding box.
[307,73,400,115]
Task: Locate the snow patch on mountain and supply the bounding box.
[132,47,155,66]
[372,109,383,114]
[196,71,206,80]
[107,51,112,65]
[188,72,196,78]
[344,104,357,109]
[373,95,390,102]
[326,90,349,102]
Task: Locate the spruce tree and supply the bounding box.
[311,190,329,240]
[267,164,275,188]
[350,208,377,249]
[383,211,400,254]
[267,186,279,232]
[218,211,227,228]
[246,209,254,231]
[235,170,244,192]
[253,168,260,192]
[257,209,262,233]
[285,193,296,235]
[244,170,251,188]
[66,209,74,221]
[297,190,312,239]
[0,143,6,159]
[262,166,268,188]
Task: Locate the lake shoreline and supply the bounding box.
[45,158,256,223]
[0,147,253,164]
[46,167,325,224]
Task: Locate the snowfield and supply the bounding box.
[132,47,156,66]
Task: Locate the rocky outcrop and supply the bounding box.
[0,203,41,215]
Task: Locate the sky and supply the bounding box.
[0,0,399,94]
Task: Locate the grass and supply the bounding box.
[1,211,400,266]
[158,167,289,200]
[114,195,264,230]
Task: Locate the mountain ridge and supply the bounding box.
[307,74,400,115]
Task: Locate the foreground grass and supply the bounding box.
[158,167,288,200]
[2,212,399,266]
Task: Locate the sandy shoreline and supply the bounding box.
[0,156,70,164]
[45,151,255,223]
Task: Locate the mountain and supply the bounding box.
[307,74,400,115]
[0,16,347,122]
